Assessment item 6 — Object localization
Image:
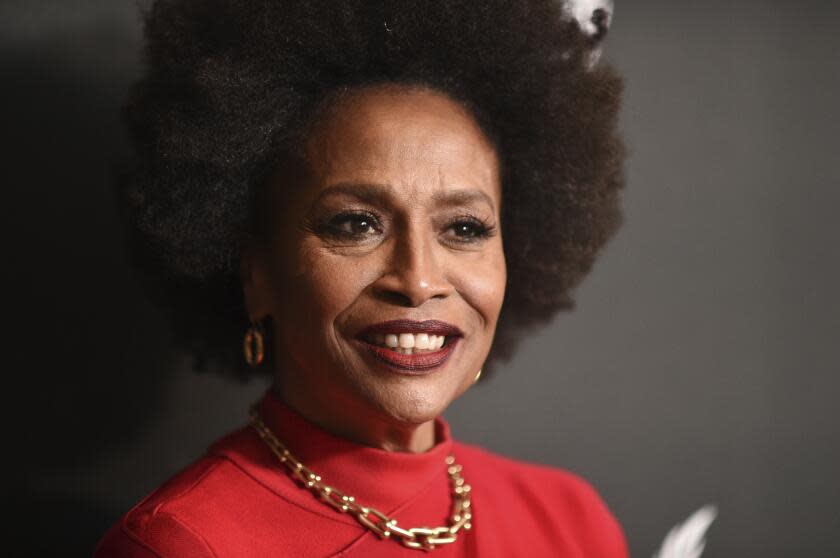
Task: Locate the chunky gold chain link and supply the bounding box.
[248,404,473,551]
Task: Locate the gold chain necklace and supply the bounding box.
[248,403,473,551]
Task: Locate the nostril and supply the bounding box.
[380,289,416,307]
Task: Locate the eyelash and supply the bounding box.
[320,211,497,244]
[321,211,382,239]
[446,214,497,243]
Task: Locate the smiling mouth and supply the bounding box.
[355,320,463,372]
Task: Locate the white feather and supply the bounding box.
[561,0,614,37]
[653,505,718,558]
[559,0,615,68]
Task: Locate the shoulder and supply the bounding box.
[94,427,265,558]
[454,440,629,558]
[93,455,225,557]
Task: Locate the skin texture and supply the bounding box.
[241,85,506,453]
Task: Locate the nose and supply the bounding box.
[373,224,452,307]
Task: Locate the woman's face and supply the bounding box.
[244,85,506,446]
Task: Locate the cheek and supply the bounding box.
[450,242,507,330]
[284,243,376,338]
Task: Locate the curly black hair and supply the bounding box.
[119,0,625,381]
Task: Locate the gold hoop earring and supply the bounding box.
[243,320,265,367]
[474,368,482,383]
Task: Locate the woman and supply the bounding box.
[95,0,627,556]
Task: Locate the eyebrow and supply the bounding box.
[314,182,496,212]
[432,188,496,212]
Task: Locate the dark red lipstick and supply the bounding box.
[355,319,464,373]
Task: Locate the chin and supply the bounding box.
[363,378,459,426]
[343,338,477,424]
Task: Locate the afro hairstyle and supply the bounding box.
[119,0,626,381]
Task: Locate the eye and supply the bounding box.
[324,211,382,239]
[443,216,497,244]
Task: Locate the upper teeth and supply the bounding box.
[372,332,446,350]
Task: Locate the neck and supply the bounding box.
[270,378,437,454]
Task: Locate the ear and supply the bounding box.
[240,234,274,322]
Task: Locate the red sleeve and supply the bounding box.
[93,512,217,558]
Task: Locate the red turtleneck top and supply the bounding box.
[94,389,628,557]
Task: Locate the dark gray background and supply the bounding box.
[7,1,839,556]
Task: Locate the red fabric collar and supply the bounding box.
[209,388,455,519]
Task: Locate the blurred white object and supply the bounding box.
[561,0,614,67]
[653,505,719,558]
[562,0,614,38]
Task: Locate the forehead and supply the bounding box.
[304,85,500,202]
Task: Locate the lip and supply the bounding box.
[355,319,464,374]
